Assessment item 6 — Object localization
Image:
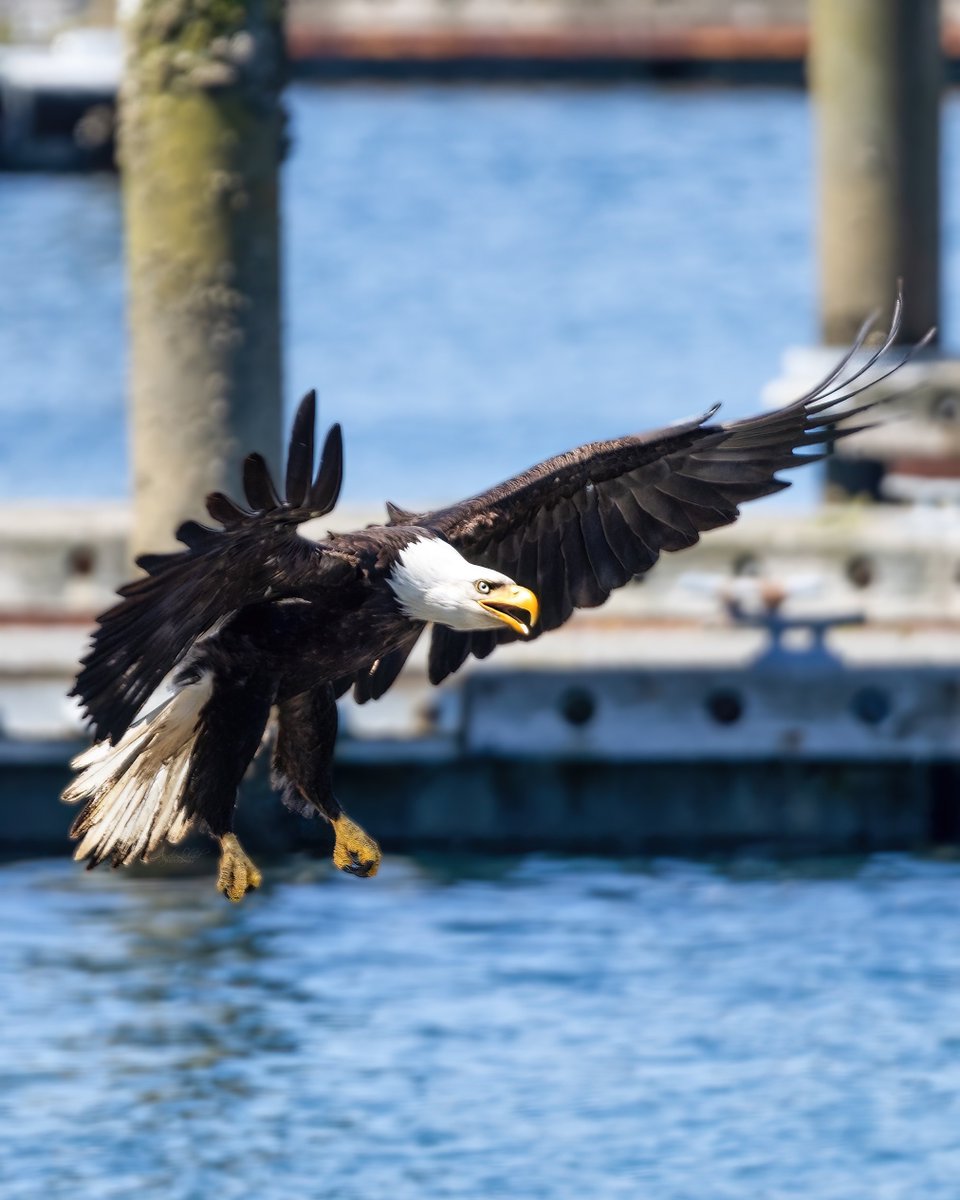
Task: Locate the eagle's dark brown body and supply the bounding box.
[63,299,928,896]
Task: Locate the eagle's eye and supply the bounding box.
[476,580,492,594]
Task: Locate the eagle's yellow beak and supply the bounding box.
[479,584,540,637]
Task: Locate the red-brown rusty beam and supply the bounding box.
[286,25,810,64]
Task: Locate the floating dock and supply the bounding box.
[3,501,960,860]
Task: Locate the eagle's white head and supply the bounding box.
[388,536,539,636]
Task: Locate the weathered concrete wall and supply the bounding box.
[464,665,960,764]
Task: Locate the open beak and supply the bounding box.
[479,584,540,637]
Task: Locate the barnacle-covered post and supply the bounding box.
[121,0,285,556]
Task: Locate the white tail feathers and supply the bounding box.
[63,673,213,867]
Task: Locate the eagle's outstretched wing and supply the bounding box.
[72,393,356,744]
[408,297,929,685]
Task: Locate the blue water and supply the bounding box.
[1,853,959,1198]
[0,86,827,508]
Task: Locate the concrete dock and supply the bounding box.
[3,501,960,861]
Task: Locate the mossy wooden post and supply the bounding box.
[810,0,941,346]
[121,0,285,557]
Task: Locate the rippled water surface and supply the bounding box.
[2,854,960,1198]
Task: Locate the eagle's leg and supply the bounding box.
[273,684,382,878]
[175,659,276,902]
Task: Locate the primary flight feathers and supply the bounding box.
[72,296,927,749]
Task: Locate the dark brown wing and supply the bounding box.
[73,393,356,744]
[416,298,931,684]
[333,626,425,704]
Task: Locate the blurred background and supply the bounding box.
[3,2,960,1197]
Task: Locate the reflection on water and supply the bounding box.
[2,854,960,1198]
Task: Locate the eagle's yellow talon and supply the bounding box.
[217,833,262,902]
[332,814,381,878]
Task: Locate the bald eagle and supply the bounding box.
[64,304,921,899]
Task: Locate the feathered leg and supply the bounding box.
[272,684,381,877]
[177,665,275,901]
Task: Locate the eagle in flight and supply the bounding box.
[64,302,921,899]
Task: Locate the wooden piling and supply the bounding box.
[810,0,941,346]
[120,0,285,556]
